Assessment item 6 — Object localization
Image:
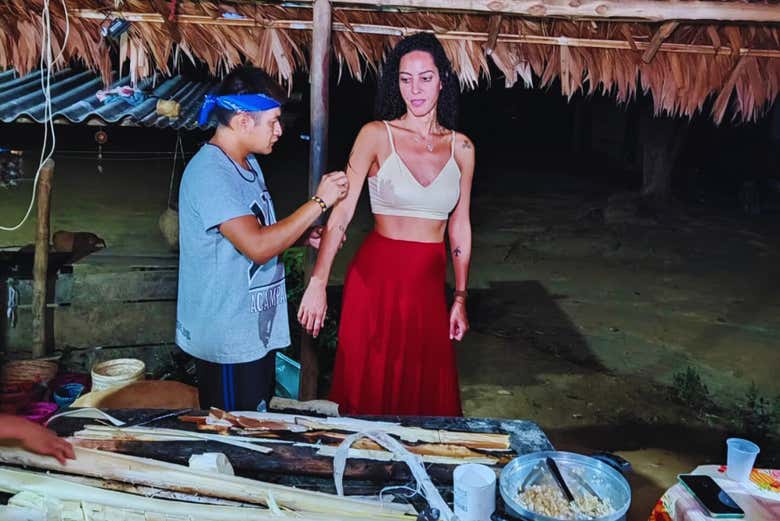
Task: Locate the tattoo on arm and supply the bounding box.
[461,140,473,150]
[453,246,462,257]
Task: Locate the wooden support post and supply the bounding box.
[300,0,332,401]
[31,159,55,359]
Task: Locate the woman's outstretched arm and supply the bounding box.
[297,122,380,337]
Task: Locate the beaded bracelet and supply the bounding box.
[454,289,468,300]
[311,195,328,213]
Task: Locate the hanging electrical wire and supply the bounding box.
[0,0,69,231]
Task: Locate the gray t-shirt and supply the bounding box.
[176,143,290,364]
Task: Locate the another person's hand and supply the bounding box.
[302,225,346,250]
[303,225,323,249]
[315,171,349,208]
[298,279,328,338]
[449,301,469,341]
[5,416,75,464]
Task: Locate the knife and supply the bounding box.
[123,408,192,428]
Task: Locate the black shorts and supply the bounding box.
[195,352,276,411]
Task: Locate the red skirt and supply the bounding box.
[329,231,462,416]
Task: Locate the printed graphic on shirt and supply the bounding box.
[246,197,287,346]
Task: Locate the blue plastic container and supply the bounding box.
[53,382,84,409]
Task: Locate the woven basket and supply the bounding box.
[91,358,146,392]
[0,359,58,386]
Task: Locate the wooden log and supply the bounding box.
[300,0,333,402]
[31,159,54,358]
[69,1,780,23]
[0,446,415,517]
[270,396,340,417]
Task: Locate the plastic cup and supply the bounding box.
[453,463,496,521]
[726,438,760,483]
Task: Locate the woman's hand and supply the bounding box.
[449,300,469,341]
[297,278,329,338]
[9,417,75,464]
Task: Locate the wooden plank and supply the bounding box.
[54,301,176,348]
[70,268,178,303]
[32,159,54,358]
[71,1,780,23]
[5,301,175,352]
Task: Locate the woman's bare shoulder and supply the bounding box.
[453,131,475,152]
[453,131,475,167]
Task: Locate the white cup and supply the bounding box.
[453,463,496,521]
[726,438,760,483]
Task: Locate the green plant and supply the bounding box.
[737,383,776,440]
[671,366,713,412]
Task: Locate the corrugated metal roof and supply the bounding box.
[0,68,217,129]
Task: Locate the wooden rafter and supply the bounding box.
[329,0,780,23]
[642,21,680,63]
[68,10,780,59]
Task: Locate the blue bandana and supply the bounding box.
[198,93,281,126]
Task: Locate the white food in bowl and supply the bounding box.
[516,484,614,520]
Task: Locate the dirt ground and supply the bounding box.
[1,140,778,520]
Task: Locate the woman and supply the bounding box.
[0,414,75,464]
[298,33,475,416]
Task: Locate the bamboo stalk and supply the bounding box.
[0,447,415,517]
[42,472,252,507]
[73,425,274,453]
[0,466,412,521]
[295,417,511,449]
[31,159,54,359]
[68,10,780,58]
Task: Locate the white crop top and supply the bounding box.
[367,121,461,220]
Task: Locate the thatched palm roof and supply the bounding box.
[1,0,778,123]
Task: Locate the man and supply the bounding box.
[176,66,348,411]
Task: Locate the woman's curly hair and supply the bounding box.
[374,33,459,130]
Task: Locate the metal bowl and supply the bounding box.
[499,451,631,521]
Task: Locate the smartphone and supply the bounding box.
[678,474,745,518]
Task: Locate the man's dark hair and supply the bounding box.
[213,66,287,126]
[374,33,459,130]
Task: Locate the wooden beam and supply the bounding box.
[329,0,780,23]
[69,10,780,59]
[482,14,502,55]
[300,0,332,402]
[31,159,54,359]
[642,21,680,63]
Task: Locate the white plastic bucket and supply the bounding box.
[453,463,496,521]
